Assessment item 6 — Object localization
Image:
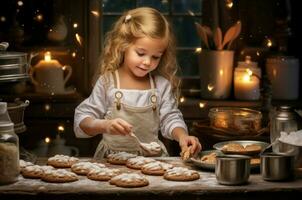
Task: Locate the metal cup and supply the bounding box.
[215,155,251,185]
[260,153,295,181]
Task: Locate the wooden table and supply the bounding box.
[1,157,302,200]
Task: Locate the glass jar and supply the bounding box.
[208,107,262,133]
[0,102,20,185]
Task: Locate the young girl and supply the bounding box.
[74,7,201,159]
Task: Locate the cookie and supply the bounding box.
[41,169,78,183]
[19,159,34,169]
[245,144,262,152]
[21,165,55,179]
[71,161,106,175]
[126,156,155,170]
[180,146,193,160]
[21,165,44,179]
[87,167,121,181]
[200,152,217,164]
[141,161,173,176]
[222,143,245,152]
[107,152,137,165]
[47,155,79,168]
[164,167,200,181]
[109,173,149,188]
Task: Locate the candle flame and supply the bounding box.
[45,137,50,143]
[243,74,251,82]
[44,51,51,61]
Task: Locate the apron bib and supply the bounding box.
[94,70,168,159]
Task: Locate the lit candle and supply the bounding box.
[31,51,72,94]
[37,51,63,69]
[234,56,261,100]
[234,69,260,100]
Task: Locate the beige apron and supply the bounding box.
[94,70,169,159]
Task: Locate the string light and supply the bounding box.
[179,96,185,103]
[45,137,50,143]
[195,47,202,54]
[44,104,51,111]
[199,102,206,108]
[91,11,99,17]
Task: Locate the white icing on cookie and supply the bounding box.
[88,167,120,176]
[107,152,137,161]
[19,159,34,168]
[165,167,197,176]
[127,156,155,165]
[44,169,77,178]
[48,154,79,163]
[110,173,146,183]
[142,161,173,170]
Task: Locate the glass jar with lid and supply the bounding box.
[0,102,20,185]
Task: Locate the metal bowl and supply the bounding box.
[215,155,251,185]
[213,140,269,156]
[260,152,295,181]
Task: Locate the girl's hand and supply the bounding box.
[179,135,202,159]
[104,118,133,136]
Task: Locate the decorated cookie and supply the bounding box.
[71,161,106,175]
[107,152,137,165]
[109,173,149,188]
[19,159,34,169]
[141,161,173,176]
[47,154,79,168]
[21,165,55,179]
[41,169,78,183]
[21,165,44,179]
[126,156,156,170]
[164,167,200,181]
[87,167,121,181]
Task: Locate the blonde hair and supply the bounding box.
[96,7,180,98]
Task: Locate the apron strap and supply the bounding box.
[149,74,157,110]
[114,70,122,110]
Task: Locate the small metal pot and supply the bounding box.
[215,155,251,185]
[260,153,295,181]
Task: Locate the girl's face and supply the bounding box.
[121,37,167,78]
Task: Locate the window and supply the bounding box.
[99,0,202,77]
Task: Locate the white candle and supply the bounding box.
[234,69,260,100]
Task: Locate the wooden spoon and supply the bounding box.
[221,24,237,50]
[195,22,209,48]
[213,27,223,50]
[227,21,242,49]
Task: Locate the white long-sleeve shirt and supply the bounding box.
[74,74,188,140]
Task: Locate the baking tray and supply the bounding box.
[213,140,269,156]
[190,149,261,171]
